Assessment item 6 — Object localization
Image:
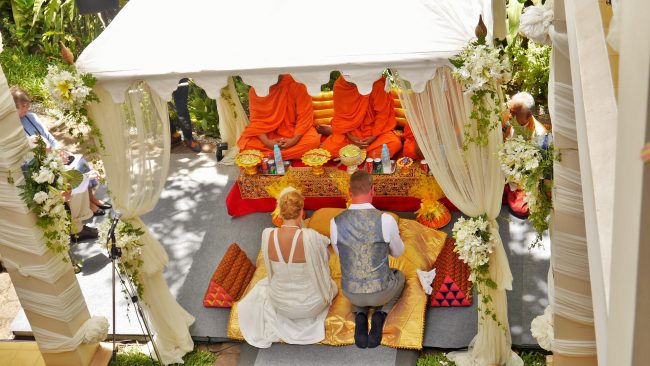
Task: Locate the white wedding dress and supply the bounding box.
[238,228,338,348]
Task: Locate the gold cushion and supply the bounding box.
[228,209,446,349]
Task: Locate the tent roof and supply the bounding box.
[76,0,490,102]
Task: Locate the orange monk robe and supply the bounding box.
[402,123,424,160]
[321,76,402,158]
[237,75,320,160]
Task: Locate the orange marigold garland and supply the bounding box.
[409,171,451,228]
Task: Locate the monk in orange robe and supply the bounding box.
[237,74,320,160]
[402,123,424,160]
[321,76,402,158]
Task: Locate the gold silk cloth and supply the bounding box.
[227,208,446,349]
[238,166,419,199]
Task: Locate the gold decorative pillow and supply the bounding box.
[228,209,446,349]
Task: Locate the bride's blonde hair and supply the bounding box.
[278,188,304,220]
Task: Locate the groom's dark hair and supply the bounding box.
[349,171,373,196]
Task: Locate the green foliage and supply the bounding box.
[187,82,220,138]
[321,70,341,92]
[0,47,61,104]
[233,75,251,117]
[416,353,457,366]
[110,347,158,366]
[525,143,557,249]
[465,90,501,149]
[109,347,216,366]
[506,0,526,44]
[505,36,551,113]
[18,138,73,259]
[521,351,547,366]
[1,0,104,57]
[181,349,217,366]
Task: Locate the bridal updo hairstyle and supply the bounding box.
[279,190,304,220]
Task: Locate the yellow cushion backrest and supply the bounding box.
[311,89,409,128]
[312,92,335,125]
[390,89,408,128]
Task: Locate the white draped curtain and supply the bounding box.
[89,84,194,365]
[395,67,521,366]
[216,77,249,165]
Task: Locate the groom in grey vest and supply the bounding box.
[330,171,405,348]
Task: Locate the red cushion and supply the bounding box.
[430,238,473,307]
[203,244,255,308]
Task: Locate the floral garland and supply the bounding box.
[498,135,556,248]
[98,216,146,299]
[409,171,451,229]
[452,215,503,328]
[450,38,511,149]
[44,65,104,155]
[18,139,73,260]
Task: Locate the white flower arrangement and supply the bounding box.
[98,216,145,298]
[451,43,512,95]
[452,214,503,328]
[450,39,512,149]
[452,216,493,281]
[531,305,554,351]
[44,65,92,112]
[498,135,556,248]
[18,139,72,260]
[43,64,104,155]
[498,135,542,187]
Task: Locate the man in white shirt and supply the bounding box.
[330,171,405,349]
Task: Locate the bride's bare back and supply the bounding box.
[267,227,306,263]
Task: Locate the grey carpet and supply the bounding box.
[423,209,550,348]
[252,345,404,366]
[11,153,550,351]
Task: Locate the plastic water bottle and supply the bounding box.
[381,143,391,174]
[273,144,285,175]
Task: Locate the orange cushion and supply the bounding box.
[203,243,256,308]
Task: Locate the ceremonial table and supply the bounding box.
[225,164,455,217]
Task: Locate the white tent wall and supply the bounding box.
[563,0,618,364]
[0,34,105,365]
[546,1,598,364]
[608,0,650,364]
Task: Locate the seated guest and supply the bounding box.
[238,188,338,348]
[11,86,111,216]
[502,92,550,143]
[502,92,552,218]
[330,171,405,349]
[402,123,424,160]
[236,75,321,160]
[321,76,402,158]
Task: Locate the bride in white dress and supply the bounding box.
[237,188,338,348]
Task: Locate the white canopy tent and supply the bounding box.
[74,1,524,365]
[77,0,491,101]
